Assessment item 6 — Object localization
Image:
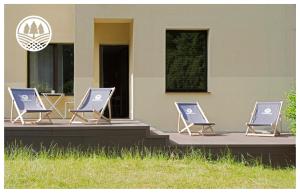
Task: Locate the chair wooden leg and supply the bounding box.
[10,100,14,123]
[245,125,249,135]
[178,116,192,135]
[95,111,103,124]
[199,125,215,135]
[179,126,187,133]
[36,112,42,123]
[45,112,53,124]
[177,114,181,133]
[245,125,255,135]
[272,124,279,136]
[19,113,25,125]
[13,111,25,125]
[34,112,52,124]
[206,126,215,134]
[186,126,192,136]
[279,117,282,133]
[12,115,21,123]
[184,123,193,136]
[69,112,77,124]
[199,125,204,136]
[74,113,89,123]
[108,100,112,123]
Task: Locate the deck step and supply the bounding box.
[144,127,170,146]
[4,121,170,149]
[144,136,169,146]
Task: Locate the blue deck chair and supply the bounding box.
[69,88,115,124]
[246,101,283,136]
[175,102,215,136]
[8,87,52,125]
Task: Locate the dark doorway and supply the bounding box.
[100,45,129,118]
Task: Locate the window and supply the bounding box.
[28,44,74,95]
[166,30,208,92]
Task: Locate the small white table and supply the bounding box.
[42,93,65,119]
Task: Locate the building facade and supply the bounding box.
[4,4,296,132]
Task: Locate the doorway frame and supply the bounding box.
[99,44,130,119]
[94,19,134,120]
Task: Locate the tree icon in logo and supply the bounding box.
[23,24,30,34]
[38,23,44,34]
[29,21,38,39]
[16,16,52,52]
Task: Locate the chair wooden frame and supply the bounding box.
[245,101,283,137]
[69,87,115,124]
[8,87,52,125]
[175,102,215,136]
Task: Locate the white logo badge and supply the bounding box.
[16,16,52,52]
[262,108,272,115]
[186,108,195,115]
[93,94,103,101]
[20,95,30,101]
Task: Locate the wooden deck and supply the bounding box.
[168,132,295,145]
[4,120,295,167]
[4,120,169,148]
[166,132,295,167]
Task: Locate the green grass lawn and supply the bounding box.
[5,147,295,188]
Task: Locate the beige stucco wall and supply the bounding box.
[93,22,131,87]
[74,4,295,132]
[4,5,75,118]
[5,4,295,133]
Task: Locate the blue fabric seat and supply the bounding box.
[175,102,215,136]
[8,87,52,125]
[69,88,115,124]
[246,102,283,137]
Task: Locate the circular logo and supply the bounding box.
[16,16,52,52]
[186,108,193,114]
[263,108,272,114]
[21,95,29,101]
[94,94,102,101]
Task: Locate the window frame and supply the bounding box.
[165,29,209,93]
[27,43,74,96]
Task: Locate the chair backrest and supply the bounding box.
[77,88,115,112]
[8,88,45,111]
[251,102,283,125]
[175,102,208,124]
